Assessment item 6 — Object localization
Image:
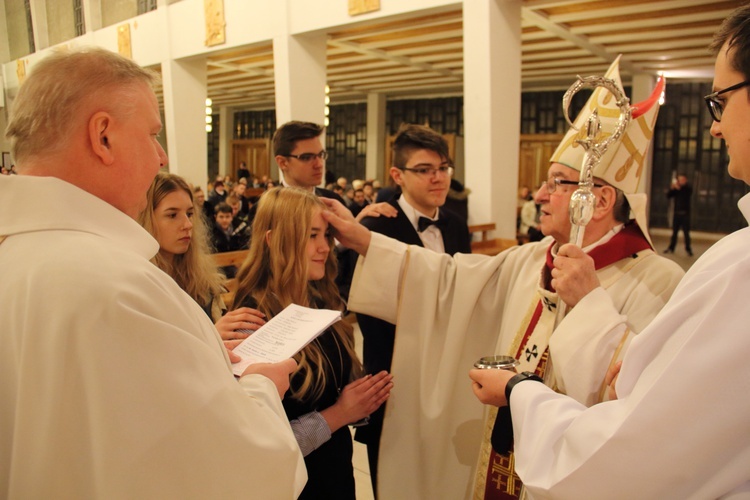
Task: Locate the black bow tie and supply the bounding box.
[418,216,447,232]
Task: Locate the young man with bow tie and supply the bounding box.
[353,123,471,496]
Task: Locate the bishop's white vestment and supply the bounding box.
[348,225,683,499]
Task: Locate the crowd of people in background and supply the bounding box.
[198,167,458,254]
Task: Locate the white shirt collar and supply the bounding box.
[397,195,439,233]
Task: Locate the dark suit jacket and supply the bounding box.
[354,194,470,447]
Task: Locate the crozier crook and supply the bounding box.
[562,75,631,246]
[555,74,631,322]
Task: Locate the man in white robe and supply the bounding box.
[0,48,306,498]
[321,60,684,499]
[469,6,750,498]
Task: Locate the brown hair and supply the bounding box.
[392,123,451,169]
[272,121,324,157]
[233,188,362,402]
[138,172,225,311]
[710,4,750,81]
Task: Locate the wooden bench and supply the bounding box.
[212,249,250,269]
[244,187,265,201]
[212,250,250,309]
[468,223,518,256]
[468,223,497,244]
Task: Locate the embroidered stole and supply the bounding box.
[474,223,652,500]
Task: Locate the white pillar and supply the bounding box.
[631,73,657,197]
[161,57,209,189]
[273,33,327,124]
[28,0,49,51]
[463,0,522,238]
[366,92,386,182]
[81,0,102,32]
[631,72,658,228]
[272,32,327,185]
[0,0,11,63]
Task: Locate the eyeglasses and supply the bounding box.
[285,151,329,162]
[704,79,750,122]
[541,178,604,194]
[399,165,454,178]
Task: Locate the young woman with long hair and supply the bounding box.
[232,187,393,499]
[139,172,266,341]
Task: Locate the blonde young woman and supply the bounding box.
[231,187,393,500]
[139,172,266,341]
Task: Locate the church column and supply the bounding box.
[463,0,522,238]
[273,32,327,184]
[161,57,209,189]
[632,72,658,201]
[366,92,386,182]
[28,0,49,51]
[0,0,11,62]
[273,33,327,125]
[81,0,102,32]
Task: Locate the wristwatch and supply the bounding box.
[505,371,543,404]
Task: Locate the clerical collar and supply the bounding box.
[549,224,624,259]
[544,222,649,291]
[397,195,439,233]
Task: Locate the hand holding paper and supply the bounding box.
[231,303,343,377]
[242,359,298,398]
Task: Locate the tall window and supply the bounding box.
[73,0,85,37]
[137,0,158,14]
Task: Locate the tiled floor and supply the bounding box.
[349,228,724,499]
[649,228,722,272]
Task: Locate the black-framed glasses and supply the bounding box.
[285,151,329,162]
[398,165,454,178]
[542,178,604,194]
[704,79,750,122]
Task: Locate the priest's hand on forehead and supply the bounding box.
[320,198,372,256]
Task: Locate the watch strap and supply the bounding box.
[505,371,544,404]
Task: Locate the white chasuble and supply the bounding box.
[348,223,683,500]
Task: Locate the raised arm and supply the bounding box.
[320,197,373,255]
